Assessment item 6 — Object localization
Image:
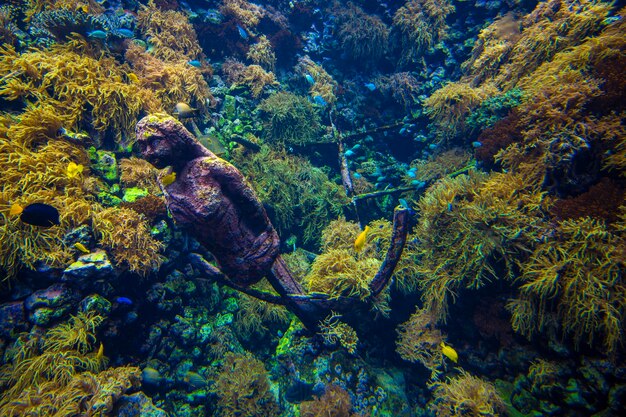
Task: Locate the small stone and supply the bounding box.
[115,392,168,417]
[62,249,116,286]
[24,284,79,326]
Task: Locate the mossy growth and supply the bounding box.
[257,91,321,146]
[0,311,141,416]
[211,351,280,417]
[507,216,625,354]
[91,207,164,275]
[428,370,507,417]
[232,146,348,248]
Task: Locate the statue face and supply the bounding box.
[137,129,175,168]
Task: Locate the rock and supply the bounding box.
[24,284,79,326]
[62,249,116,287]
[78,294,112,316]
[0,301,28,337]
[91,149,119,183]
[115,392,168,417]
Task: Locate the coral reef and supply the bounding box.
[257,92,321,146]
[428,370,507,417]
[212,352,280,417]
[92,207,164,275]
[508,216,625,353]
[396,307,445,379]
[333,2,389,62]
[300,384,357,417]
[392,0,455,65]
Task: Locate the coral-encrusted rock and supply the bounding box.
[0,301,28,337]
[62,249,116,287]
[24,283,79,326]
[115,392,168,417]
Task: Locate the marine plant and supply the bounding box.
[333,2,389,62]
[91,207,164,275]
[226,62,279,98]
[257,91,321,146]
[375,72,421,110]
[232,146,347,246]
[318,312,359,354]
[219,0,265,29]
[212,351,280,417]
[295,56,338,105]
[320,217,361,252]
[300,384,357,417]
[246,35,276,71]
[396,307,445,379]
[0,311,141,416]
[424,81,499,139]
[507,216,625,353]
[137,0,202,62]
[0,38,148,139]
[119,156,162,195]
[235,283,291,335]
[413,171,550,321]
[392,0,455,65]
[428,370,507,417]
[403,148,473,186]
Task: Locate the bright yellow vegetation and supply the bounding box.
[396,307,445,379]
[0,312,141,416]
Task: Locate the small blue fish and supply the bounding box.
[304,74,315,85]
[411,180,425,188]
[353,172,362,179]
[364,82,376,91]
[428,143,438,150]
[313,95,327,106]
[236,25,248,39]
[399,127,407,135]
[376,176,386,182]
[472,141,482,148]
[87,30,107,39]
[447,203,453,212]
[115,28,134,38]
[344,150,354,157]
[407,171,416,178]
[351,144,361,150]
[116,296,133,305]
[188,60,202,67]
[399,198,410,210]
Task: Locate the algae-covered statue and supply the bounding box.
[136,114,408,330]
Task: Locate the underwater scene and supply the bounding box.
[0,0,625,416]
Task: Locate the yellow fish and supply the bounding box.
[96,342,104,360]
[127,72,139,83]
[9,203,23,216]
[67,162,84,179]
[354,225,371,252]
[173,102,197,118]
[440,341,458,363]
[161,172,176,186]
[74,242,90,254]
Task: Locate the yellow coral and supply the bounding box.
[295,56,338,105]
[92,207,164,275]
[396,308,445,379]
[246,35,276,71]
[508,217,625,353]
[429,370,507,417]
[318,312,359,354]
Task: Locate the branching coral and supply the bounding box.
[333,2,389,62]
[424,81,499,139]
[392,0,455,65]
[318,312,359,354]
[137,0,202,62]
[232,146,347,247]
[0,38,149,139]
[295,56,338,105]
[428,370,507,417]
[300,384,356,417]
[212,352,280,417]
[507,216,625,354]
[246,35,276,71]
[413,171,551,321]
[321,217,361,252]
[92,207,164,275]
[396,307,445,379]
[219,0,265,29]
[235,283,291,335]
[257,91,321,146]
[119,157,162,195]
[0,312,140,417]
